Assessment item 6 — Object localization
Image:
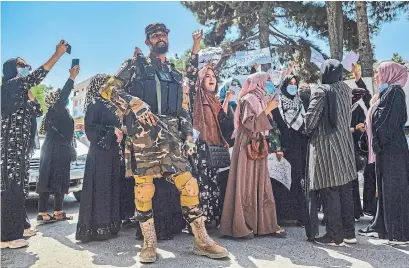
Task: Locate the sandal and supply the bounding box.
[23,228,37,238]
[272,228,287,238]
[1,239,29,249]
[53,211,73,221]
[37,214,57,225]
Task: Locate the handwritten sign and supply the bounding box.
[267,68,283,86]
[198,47,223,68]
[268,153,292,190]
[342,51,359,72]
[310,48,325,69]
[235,48,272,67]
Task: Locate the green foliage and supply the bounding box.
[169,41,207,74]
[391,53,404,64]
[30,84,52,113]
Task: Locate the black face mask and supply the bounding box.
[151,41,169,54]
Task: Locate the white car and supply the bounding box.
[28,137,88,202]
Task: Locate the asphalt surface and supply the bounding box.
[1,194,409,268]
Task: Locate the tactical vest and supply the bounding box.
[127,57,183,117]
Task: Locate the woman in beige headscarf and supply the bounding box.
[220,72,286,238]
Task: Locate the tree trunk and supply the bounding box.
[356,1,374,77]
[259,1,271,71]
[326,1,344,61]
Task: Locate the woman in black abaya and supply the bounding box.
[76,74,123,242]
[271,75,309,226]
[359,62,409,244]
[1,42,67,248]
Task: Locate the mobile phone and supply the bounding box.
[71,59,80,69]
[66,44,71,54]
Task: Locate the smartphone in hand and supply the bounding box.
[66,44,72,54]
[71,59,80,69]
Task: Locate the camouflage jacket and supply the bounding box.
[100,55,194,178]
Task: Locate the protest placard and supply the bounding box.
[342,51,359,72]
[268,153,292,190]
[267,68,283,86]
[310,47,325,69]
[235,47,272,67]
[198,47,223,68]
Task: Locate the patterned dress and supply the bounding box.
[1,67,48,242]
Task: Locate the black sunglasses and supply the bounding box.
[16,62,32,70]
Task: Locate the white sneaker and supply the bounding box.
[344,237,357,244]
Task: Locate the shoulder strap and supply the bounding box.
[46,118,72,147]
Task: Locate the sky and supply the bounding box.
[2,1,409,89]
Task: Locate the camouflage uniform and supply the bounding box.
[98,22,228,263]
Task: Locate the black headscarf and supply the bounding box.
[320,59,343,130]
[1,58,26,116]
[321,59,343,84]
[280,75,299,99]
[2,58,18,83]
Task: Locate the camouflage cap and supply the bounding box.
[145,23,170,39]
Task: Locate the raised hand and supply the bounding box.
[69,65,80,80]
[56,40,68,56]
[133,47,143,57]
[192,29,203,54]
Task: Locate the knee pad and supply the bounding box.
[174,172,199,207]
[134,177,155,212]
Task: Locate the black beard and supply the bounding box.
[152,42,169,54]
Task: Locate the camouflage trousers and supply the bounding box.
[133,172,203,224]
[124,115,191,178]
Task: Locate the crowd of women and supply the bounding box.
[2,34,409,253]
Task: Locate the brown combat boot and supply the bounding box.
[190,216,229,259]
[139,218,157,263]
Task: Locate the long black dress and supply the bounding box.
[370,85,409,242]
[271,108,309,225]
[1,65,48,242]
[37,79,74,195]
[76,99,122,242]
[355,78,377,217]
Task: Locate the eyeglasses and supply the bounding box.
[16,62,32,70]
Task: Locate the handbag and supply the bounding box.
[47,119,77,162]
[205,144,230,168]
[247,132,269,160]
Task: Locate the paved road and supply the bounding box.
[1,194,408,268]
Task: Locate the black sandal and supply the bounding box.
[272,228,287,238]
[53,211,73,221]
[37,214,57,225]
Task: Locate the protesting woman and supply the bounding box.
[76,74,123,242]
[271,75,309,226]
[358,61,409,245]
[193,63,234,226]
[1,40,67,248]
[220,72,286,239]
[36,65,79,224]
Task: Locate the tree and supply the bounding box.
[356,1,374,77]
[326,1,344,60]
[392,53,404,64]
[169,41,207,75]
[182,1,409,82]
[30,84,52,113]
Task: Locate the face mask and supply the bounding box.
[230,85,240,92]
[287,85,298,96]
[378,83,388,93]
[256,65,261,72]
[266,81,275,95]
[17,67,30,77]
